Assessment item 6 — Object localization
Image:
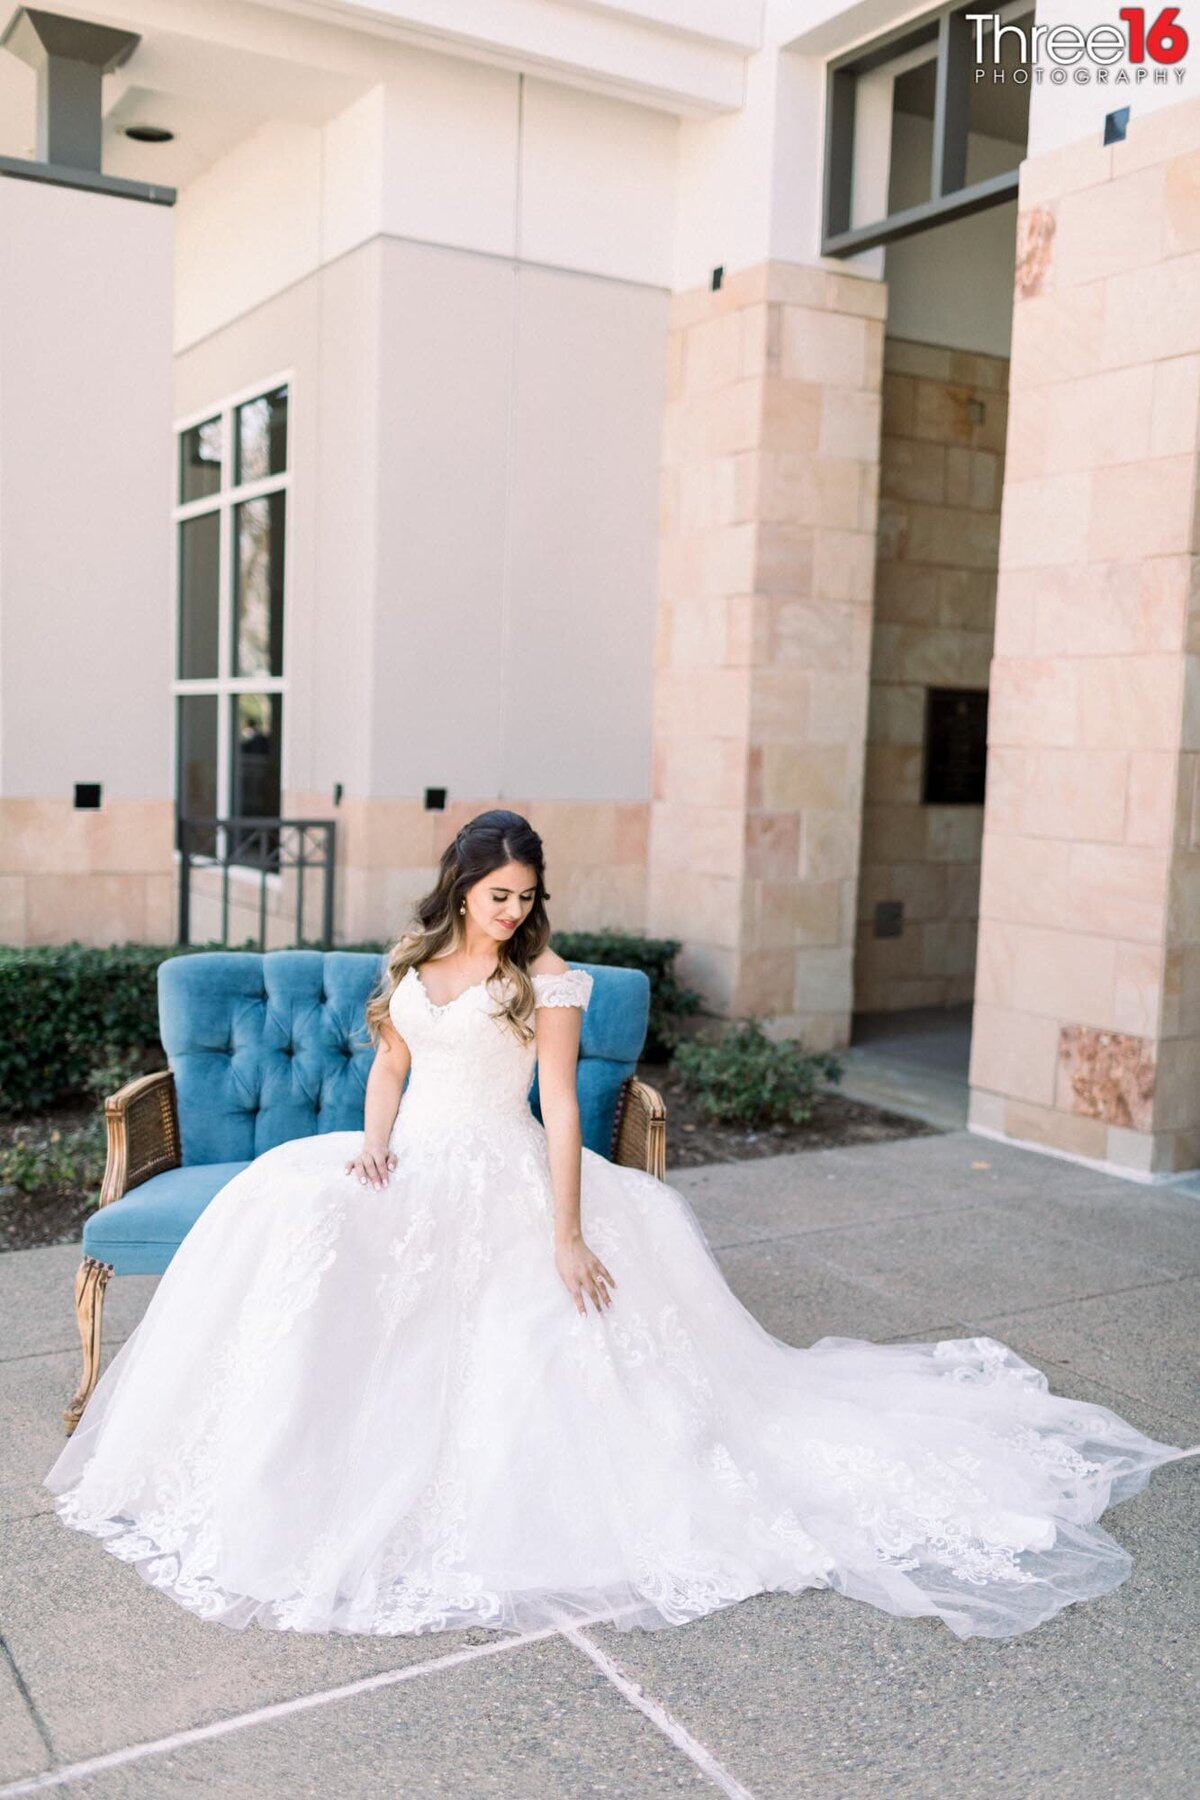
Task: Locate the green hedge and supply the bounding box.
[0,932,699,1116]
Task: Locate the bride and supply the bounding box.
[45,809,1199,1641]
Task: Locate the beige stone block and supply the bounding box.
[792,945,854,1015]
[825,270,888,321]
[1019,136,1114,206]
[856,860,946,923]
[1042,364,1156,473]
[1148,1035,1200,1132]
[759,744,847,812]
[807,673,869,748]
[1010,924,1119,1027]
[818,387,882,463]
[968,1000,1061,1105]
[746,673,811,750]
[812,529,876,604]
[1165,146,1200,256]
[926,808,984,865]
[683,311,744,395]
[943,447,1000,512]
[1162,942,1200,1037]
[1003,384,1048,482]
[0,875,26,944]
[653,667,751,740]
[761,377,823,454]
[1111,94,1200,178]
[992,568,1039,658]
[744,812,801,880]
[947,348,1010,393]
[967,1087,1007,1132]
[1001,1097,1109,1161]
[1125,751,1182,848]
[725,593,772,667]
[780,307,869,387]
[860,802,927,863]
[769,596,869,673]
[922,918,976,979]
[945,861,981,922]
[1068,843,1170,943]
[1090,457,1197,560]
[997,472,1091,569]
[1113,941,1165,1038]
[800,809,859,882]
[1182,654,1200,752]
[881,438,944,505]
[867,682,925,746]
[25,873,148,946]
[937,569,996,633]
[763,263,829,307]
[881,371,916,436]
[863,744,921,804]
[755,454,862,529]
[647,801,745,881]
[911,380,979,447]
[1078,655,1185,752]
[904,502,1000,571]
[1008,284,1106,389]
[872,563,938,626]
[1054,165,1166,289]
[739,304,781,380]
[883,340,954,382]
[787,877,845,948]
[1103,252,1200,369]
[978,832,1072,929]
[987,656,1077,750]
[655,734,747,809]
[1015,747,1130,843]
[1167,849,1200,942]
[1150,354,1200,457]
[665,328,684,403]
[870,623,989,688]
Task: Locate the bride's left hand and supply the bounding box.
[555,1236,616,1316]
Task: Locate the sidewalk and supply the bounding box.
[1,1131,1197,1799]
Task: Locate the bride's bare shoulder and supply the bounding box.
[529,949,569,978]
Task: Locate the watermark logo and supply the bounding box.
[966,8,1188,83]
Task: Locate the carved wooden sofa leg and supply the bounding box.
[64,1254,115,1435]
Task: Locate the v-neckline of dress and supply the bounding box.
[409,965,496,1014]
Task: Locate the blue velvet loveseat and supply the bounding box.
[65,949,664,1432]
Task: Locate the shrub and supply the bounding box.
[0,930,695,1115]
[672,1017,842,1129]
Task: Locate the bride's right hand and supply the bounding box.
[345,1142,397,1189]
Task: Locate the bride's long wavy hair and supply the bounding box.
[363,809,552,1049]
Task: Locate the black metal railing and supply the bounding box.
[178,816,336,949]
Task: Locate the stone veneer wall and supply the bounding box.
[0,801,175,946]
[970,97,1200,1175]
[855,337,1008,1013]
[648,260,885,1049]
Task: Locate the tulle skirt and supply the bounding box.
[44,1113,1199,1641]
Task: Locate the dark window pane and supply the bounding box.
[176,694,218,855]
[236,386,288,485]
[923,688,989,805]
[233,492,286,677]
[178,512,220,679]
[179,415,222,504]
[229,694,282,868]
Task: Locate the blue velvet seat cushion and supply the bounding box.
[83,1162,250,1276]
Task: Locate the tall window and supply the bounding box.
[173,379,289,864]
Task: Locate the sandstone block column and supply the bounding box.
[647,261,885,1049]
[971,97,1200,1175]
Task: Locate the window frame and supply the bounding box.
[821,0,1029,258]
[171,370,293,877]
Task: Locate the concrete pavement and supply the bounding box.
[1,1130,1197,1798]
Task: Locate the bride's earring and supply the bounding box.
[459,901,466,913]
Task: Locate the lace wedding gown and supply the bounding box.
[46,966,1199,1642]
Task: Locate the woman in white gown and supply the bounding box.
[45,810,1199,1642]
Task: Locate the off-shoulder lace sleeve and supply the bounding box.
[531,967,593,1011]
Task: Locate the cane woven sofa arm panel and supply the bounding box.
[99,1070,182,1206]
[610,1076,667,1181]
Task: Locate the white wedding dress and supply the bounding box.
[45,965,1199,1642]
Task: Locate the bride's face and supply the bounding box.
[463,861,538,944]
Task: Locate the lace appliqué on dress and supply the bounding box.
[532,968,593,1010]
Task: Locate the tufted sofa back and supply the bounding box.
[158,949,648,1163]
